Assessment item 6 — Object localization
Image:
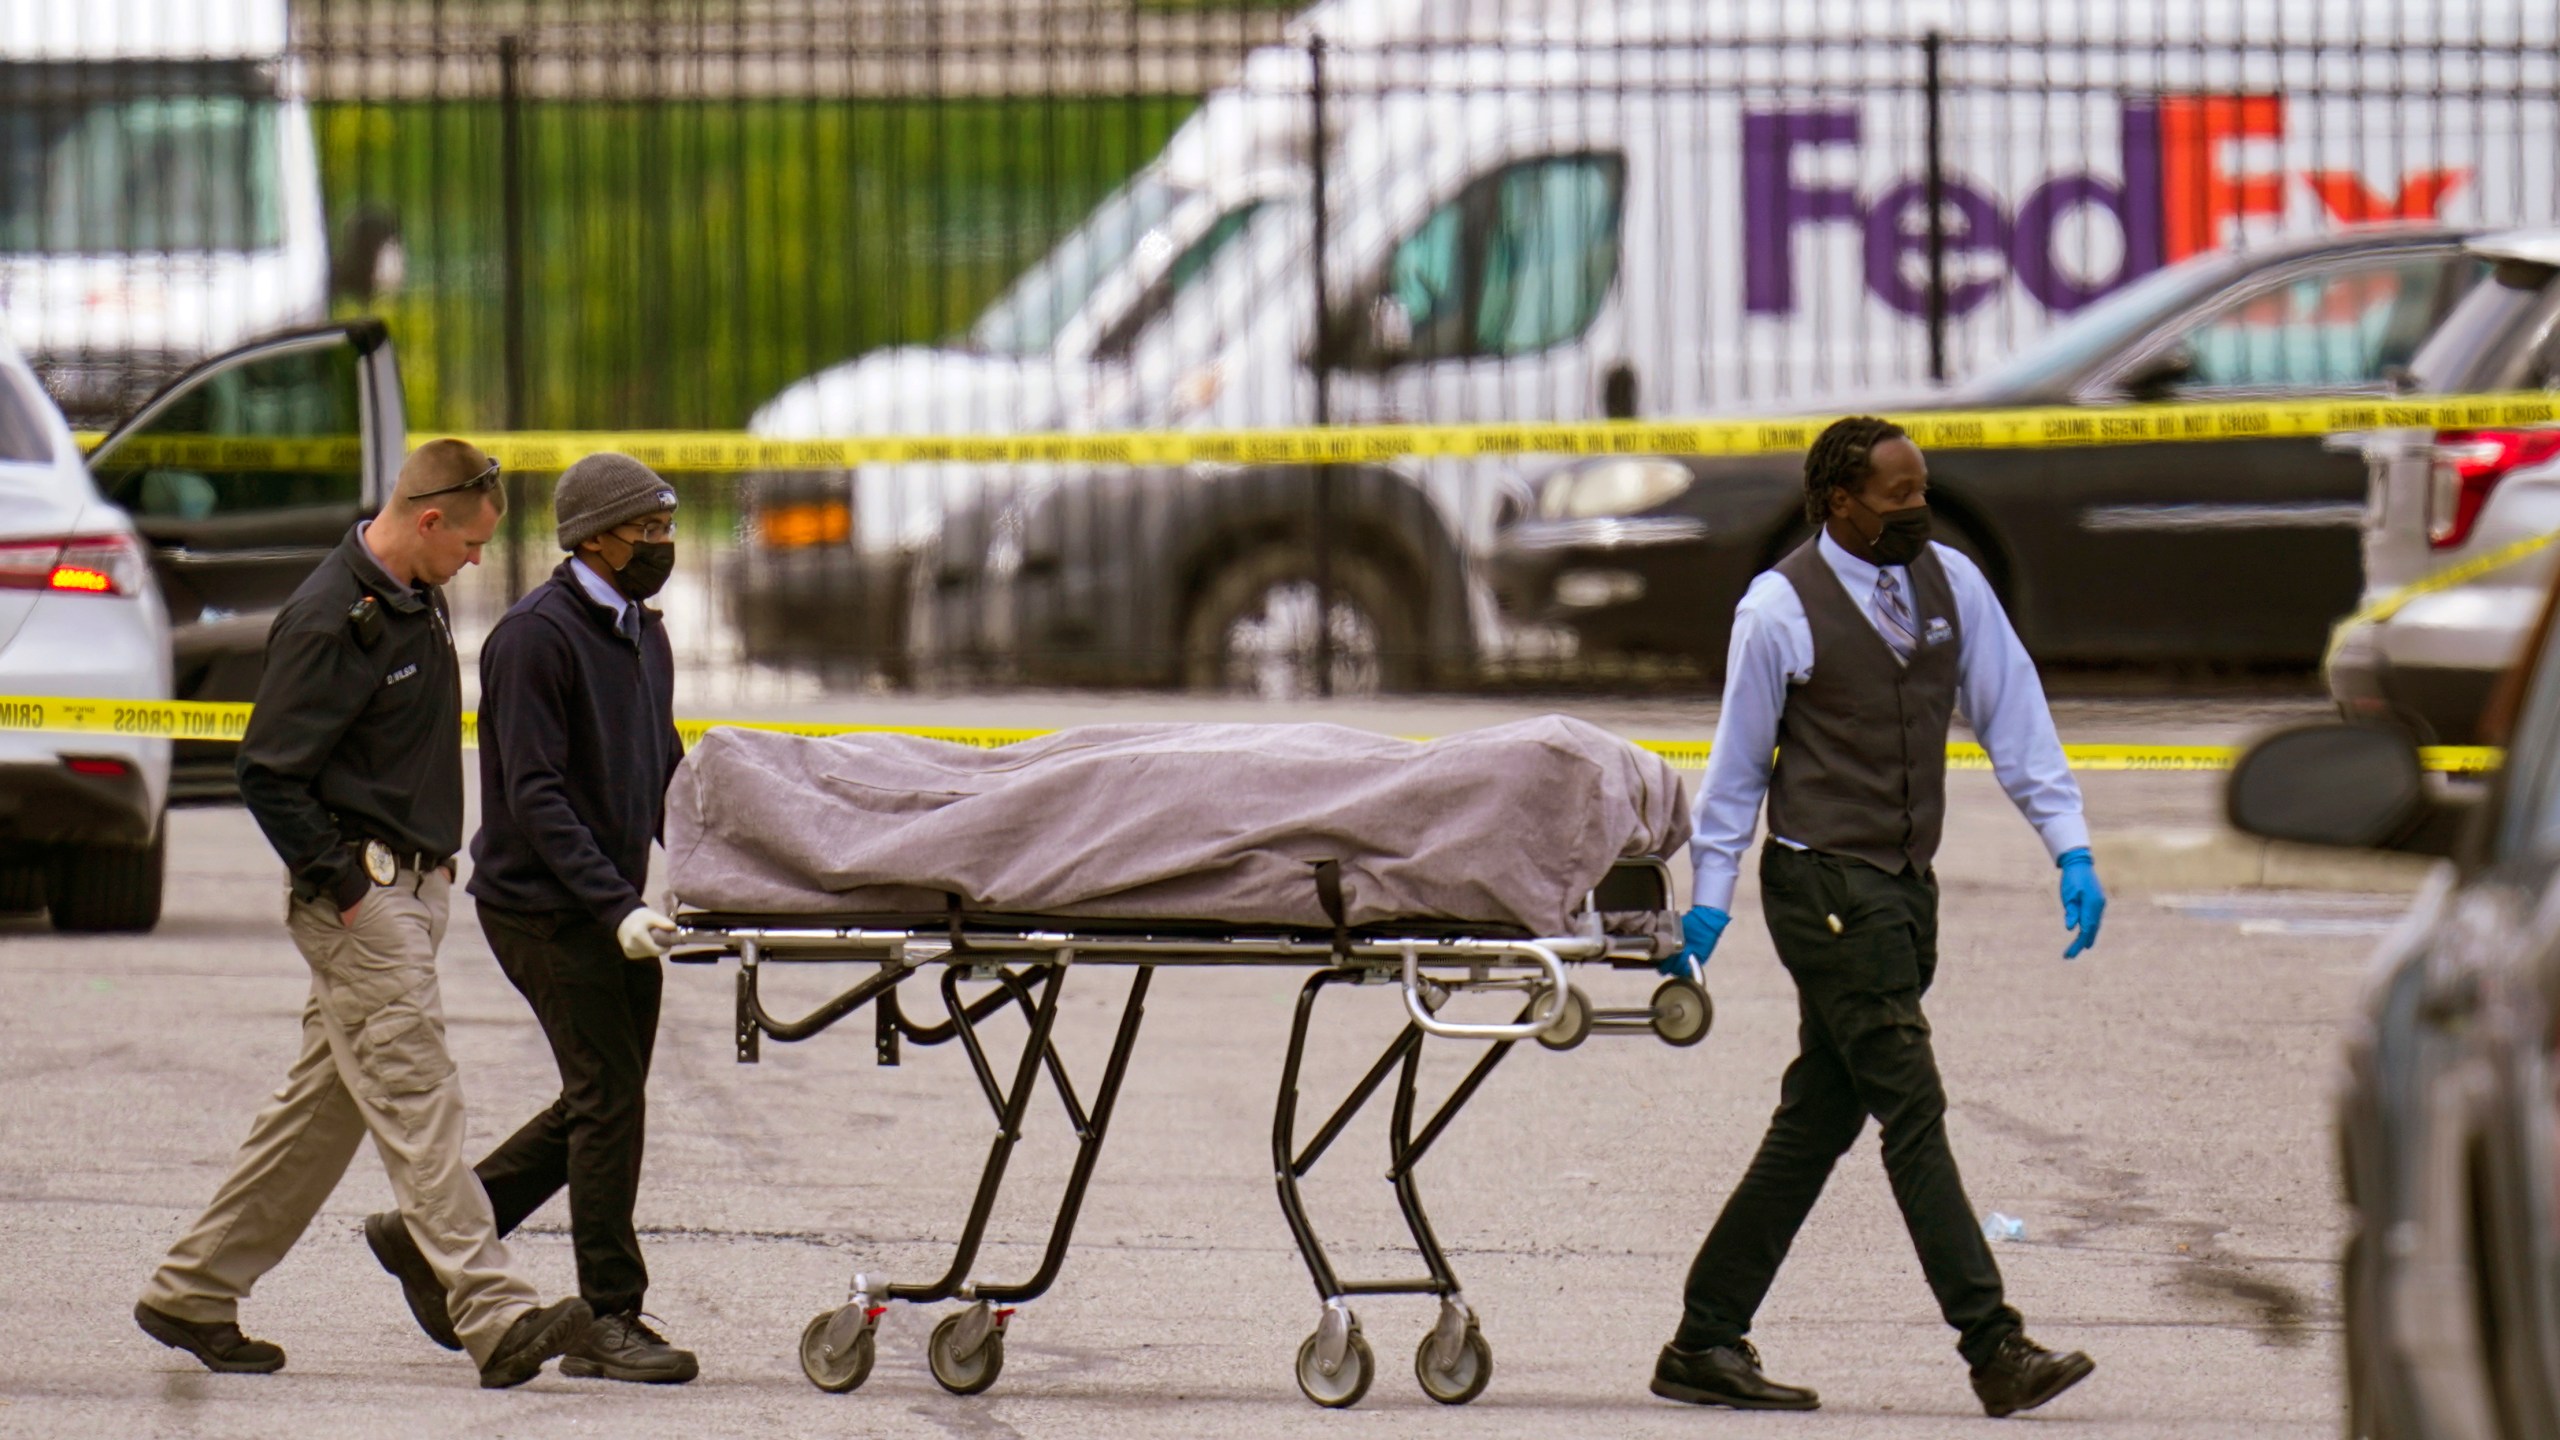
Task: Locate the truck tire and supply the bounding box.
[1181,543,1423,697]
[48,830,166,934]
[0,864,43,914]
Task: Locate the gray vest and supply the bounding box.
[1763,539,1965,876]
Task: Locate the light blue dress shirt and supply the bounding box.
[572,555,639,639]
[1688,528,2090,912]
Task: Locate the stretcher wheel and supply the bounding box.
[1414,1323,1492,1405]
[928,1310,1005,1395]
[799,1308,876,1393]
[1294,1328,1375,1408]
[1650,977,1713,1047]
[1534,983,1592,1050]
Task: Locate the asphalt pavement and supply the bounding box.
[0,694,2365,1438]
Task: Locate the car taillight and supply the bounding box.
[2428,428,2560,550]
[0,533,142,596]
[62,756,131,779]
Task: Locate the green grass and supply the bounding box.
[317,96,1197,432]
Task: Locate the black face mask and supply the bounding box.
[612,539,676,601]
[1849,495,1931,567]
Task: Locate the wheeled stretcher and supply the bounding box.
[668,855,1708,1408]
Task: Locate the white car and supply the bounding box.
[0,313,408,932]
[0,331,170,930]
[2332,229,2560,743]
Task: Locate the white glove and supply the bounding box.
[617,905,678,959]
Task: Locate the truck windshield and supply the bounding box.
[969,175,1188,357]
[0,61,284,255]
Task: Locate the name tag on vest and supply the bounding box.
[1923,616,1954,647]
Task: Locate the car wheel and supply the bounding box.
[1181,544,1423,698]
[48,829,166,934]
[0,863,43,914]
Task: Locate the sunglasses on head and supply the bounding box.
[409,457,502,501]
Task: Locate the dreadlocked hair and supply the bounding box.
[1802,415,1908,526]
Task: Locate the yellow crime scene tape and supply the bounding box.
[0,694,2501,774]
[69,389,2560,471]
[2323,525,2560,668]
[45,388,2544,776]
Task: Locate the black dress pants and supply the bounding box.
[1674,844,2021,1369]
[473,902,663,1317]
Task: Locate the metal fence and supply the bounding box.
[17,0,2560,700]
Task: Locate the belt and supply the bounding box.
[349,836,454,879]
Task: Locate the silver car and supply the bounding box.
[2333,230,2560,743]
[2234,601,2560,1437]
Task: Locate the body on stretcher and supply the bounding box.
[667,855,1708,1408]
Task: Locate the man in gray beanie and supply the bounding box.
[361,452,698,1383]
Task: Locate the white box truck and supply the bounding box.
[0,0,394,423]
[737,0,2560,691]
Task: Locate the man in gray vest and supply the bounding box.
[1650,416,2104,1419]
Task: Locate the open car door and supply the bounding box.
[83,319,406,794]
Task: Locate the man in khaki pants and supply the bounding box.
[135,440,589,1388]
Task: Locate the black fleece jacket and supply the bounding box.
[466,558,681,926]
[237,524,463,909]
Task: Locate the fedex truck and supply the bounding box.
[738,0,2560,689]
[0,0,396,424]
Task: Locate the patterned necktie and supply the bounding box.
[1874,571,1917,664]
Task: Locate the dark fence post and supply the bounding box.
[1922,29,1948,385]
[499,34,530,602]
[1306,33,1335,697]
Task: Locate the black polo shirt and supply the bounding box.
[236,523,463,909]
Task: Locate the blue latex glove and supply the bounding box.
[1659,905,1730,981]
[2057,848,2105,959]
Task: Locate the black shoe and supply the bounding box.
[1650,1339,1820,1411]
[479,1298,593,1390]
[561,1309,700,1384]
[1971,1332,2095,1418]
[363,1211,461,1352]
[134,1301,285,1375]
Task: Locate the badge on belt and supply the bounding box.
[362,838,398,886]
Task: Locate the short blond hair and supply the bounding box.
[392,438,505,516]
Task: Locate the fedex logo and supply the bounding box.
[1744,95,2470,317]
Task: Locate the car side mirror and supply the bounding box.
[1362,294,1412,364]
[330,203,406,306]
[1311,294,1409,372]
[2121,343,2196,402]
[2226,723,2473,858]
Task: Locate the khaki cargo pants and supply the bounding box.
[141,869,539,1364]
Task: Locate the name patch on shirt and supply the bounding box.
[1923,616,1954,647]
[385,662,419,686]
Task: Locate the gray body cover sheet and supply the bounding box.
[664,716,1689,937]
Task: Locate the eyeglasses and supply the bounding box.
[409,457,503,501]
[611,518,678,544]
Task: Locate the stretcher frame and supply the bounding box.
[667,857,1707,1408]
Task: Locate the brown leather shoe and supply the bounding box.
[1971,1332,2095,1418]
[1650,1339,1819,1410]
[135,1302,285,1374]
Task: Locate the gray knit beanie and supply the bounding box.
[554,452,678,550]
